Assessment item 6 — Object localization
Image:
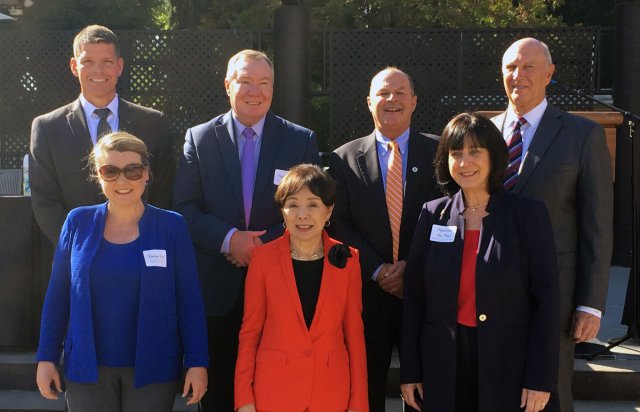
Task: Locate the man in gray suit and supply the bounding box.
[492,38,613,412]
[30,25,174,245]
[173,49,319,411]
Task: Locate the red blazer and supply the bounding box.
[235,231,368,412]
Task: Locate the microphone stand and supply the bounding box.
[551,80,640,360]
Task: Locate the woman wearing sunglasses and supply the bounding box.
[35,132,209,412]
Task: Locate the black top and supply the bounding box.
[292,258,324,329]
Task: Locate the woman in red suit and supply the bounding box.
[235,164,368,412]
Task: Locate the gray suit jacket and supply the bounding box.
[173,110,320,316]
[29,97,174,245]
[492,105,613,323]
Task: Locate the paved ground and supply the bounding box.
[383,398,640,411]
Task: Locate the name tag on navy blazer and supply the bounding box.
[143,249,167,267]
[430,225,457,242]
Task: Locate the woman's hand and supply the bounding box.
[35,361,62,400]
[238,404,257,412]
[401,382,424,411]
[521,388,550,411]
[183,367,208,405]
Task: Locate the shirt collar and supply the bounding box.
[506,98,547,130]
[79,94,119,120]
[231,112,267,140]
[375,127,411,155]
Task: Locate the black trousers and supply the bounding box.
[362,281,403,412]
[200,291,244,412]
[455,324,479,412]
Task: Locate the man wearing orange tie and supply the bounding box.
[328,67,441,411]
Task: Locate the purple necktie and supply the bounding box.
[241,128,256,229]
[503,117,527,191]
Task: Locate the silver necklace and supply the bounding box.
[291,249,324,261]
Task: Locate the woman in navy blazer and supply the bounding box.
[400,113,560,412]
[35,132,208,411]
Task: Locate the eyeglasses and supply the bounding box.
[98,164,146,182]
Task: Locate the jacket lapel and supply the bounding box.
[252,112,282,220]
[118,98,133,133]
[214,112,244,213]
[66,99,93,155]
[513,106,563,193]
[403,130,428,224]
[355,133,390,234]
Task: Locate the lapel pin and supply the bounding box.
[412,167,418,173]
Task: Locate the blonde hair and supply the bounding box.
[225,49,274,82]
[88,131,150,181]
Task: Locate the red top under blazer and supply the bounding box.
[235,230,368,412]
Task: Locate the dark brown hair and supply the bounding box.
[73,25,121,58]
[434,112,508,196]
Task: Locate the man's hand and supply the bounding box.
[377,260,406,298]
[238,404,257,412]
[227,230,266,267]
[572,310,601,343]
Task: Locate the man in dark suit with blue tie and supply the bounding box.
[328,67,441,412]
[173,49,320,411]
[30,25,174,246]
[492,38,613,412]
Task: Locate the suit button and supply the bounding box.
[478,314,487,322]
[303,349,312,357]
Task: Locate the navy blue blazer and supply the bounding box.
[401,190,561,411]
[36,203,208,388]
[173,111,320,316]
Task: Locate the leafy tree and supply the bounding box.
[19,0,166,30]
[165,0,570,30]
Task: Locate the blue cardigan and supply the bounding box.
[36,202,209,387]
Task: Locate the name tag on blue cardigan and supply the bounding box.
[143,249,167,267]
[430,225,457,243]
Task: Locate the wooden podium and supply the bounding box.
[479,111,623,180]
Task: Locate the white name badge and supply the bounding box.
[143,249,167,267]
[429,225,457,243]
[273,169,288,185]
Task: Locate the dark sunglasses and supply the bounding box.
[98,163,147,182]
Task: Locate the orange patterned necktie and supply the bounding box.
[386,141,403,263]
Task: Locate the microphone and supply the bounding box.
[550,79,640,123]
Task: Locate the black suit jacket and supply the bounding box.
[328,129,441,281]
[173,110,320,316]
[492,105,613,321]
[401,190,561,412]
[30,97,174,244]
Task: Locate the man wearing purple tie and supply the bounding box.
[491,38,613,412]
[173,49,320,411]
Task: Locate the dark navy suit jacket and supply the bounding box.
[173,111,319,316]
[401,190,561,411]
[36,203,208,387]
